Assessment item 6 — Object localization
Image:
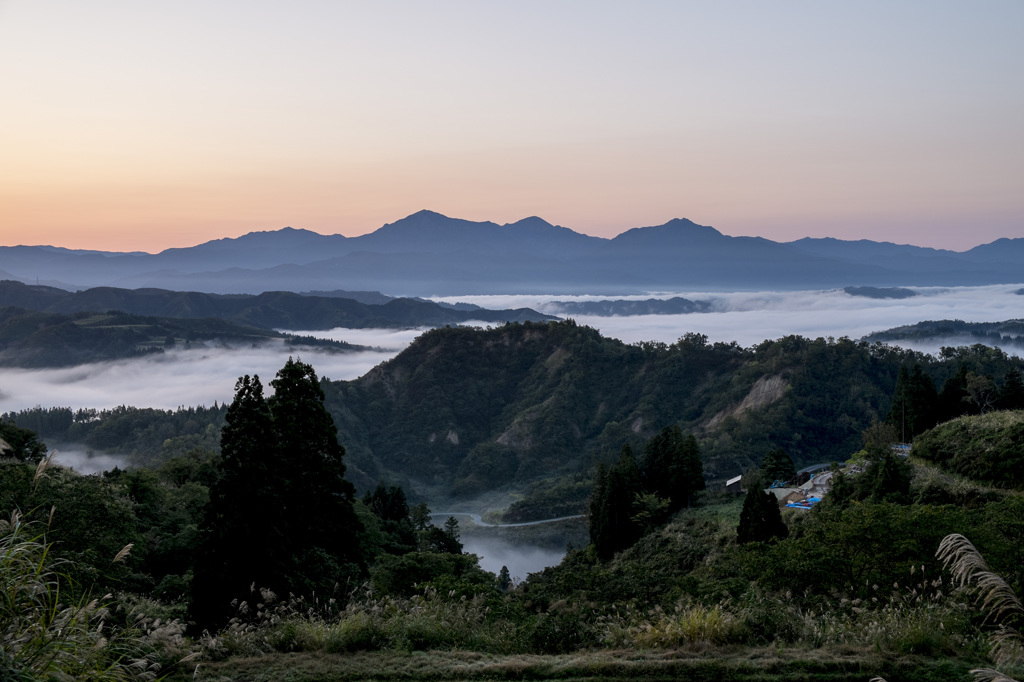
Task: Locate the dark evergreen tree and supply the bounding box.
[822,466,855,510]
[364,482,417,554]
[268,358,364,596]
[886,364,937,440]
[859,444,913,503]
[760,447,796,486]
[420,516,463,554]
[497,565,512,591]
[367,482,411,523]
[678,433,705,508]
[190,374,278,628]
[937,364,973,423]
[587,462,610,556]
[642,426,704,513]
[190,359,364,629]
[736,488,788,544]
[998,366,1024,411]
[589,445,643,560]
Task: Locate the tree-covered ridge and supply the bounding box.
[2,404,227,467]
[862,318,1024,347]
[0,280,555,332]
[324,322,1020,499]
[0,305,362,368]
[9,359,1024,678]
[322,321,750,496]
[913,410,1024,488]
[7,321,1023,505]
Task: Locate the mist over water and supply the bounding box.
[1,285,1021,414]
[461,536,566,582]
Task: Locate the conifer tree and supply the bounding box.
[589,445,643,560]
[737,488,788,544]
[642,426,704,513]
[190,374,279,628]
[937,364,972,423]
[887,363,937,440]
[998,366,1024,411]
[190,359,363,628]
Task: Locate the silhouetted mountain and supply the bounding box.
[0,281,555,330]
[1,211,1021,295]
[0,306,360,368]
[861,319,1024,348]
[843,286,917,299]
[548,297,712,316]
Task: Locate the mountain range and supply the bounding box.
[0,280,553,334]
[3,211,1022,296]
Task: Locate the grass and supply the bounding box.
[0,512,160,681]
[172,646,976,682]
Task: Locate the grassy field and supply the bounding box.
[175,647,976,682]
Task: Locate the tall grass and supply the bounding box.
[0,513,162,681]
[938,533,1024,682]
[198,584,521,660]
[598,570,981,658]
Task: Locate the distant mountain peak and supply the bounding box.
[612,218,724,245]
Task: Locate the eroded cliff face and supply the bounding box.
[705,374,788,431]
[325,324,898,500]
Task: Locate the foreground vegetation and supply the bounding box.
[4,323,1024,680]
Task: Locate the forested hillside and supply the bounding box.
[0,280,554,332]
[7,320,1023,504]
[0,306,358,367]
[320,321,1023,500]
[5,328,1024,680]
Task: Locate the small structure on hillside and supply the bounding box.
[767,469,834,510]
[725,474,743,494]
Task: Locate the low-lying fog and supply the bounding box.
[434,283,1024,351]
[460,536,566,583]
[3,284,1020,576]
[1,285,1020,416]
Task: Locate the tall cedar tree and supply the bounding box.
[190,360,363,628]
[737,488,788,544]
[589,445,643,560]
[642,425,704,513]
[267,359,364,594]
[886,364,937,441]
[937,364,973,423]
[999,367,1024,410]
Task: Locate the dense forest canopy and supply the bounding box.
[4,326,1024,679]
[5,321,1023,507]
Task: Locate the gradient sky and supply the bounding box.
[1,1,1022,253]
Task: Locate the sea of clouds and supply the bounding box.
[434,283,1024,352]
[2,285,1020,418]
[3,284,1018,574]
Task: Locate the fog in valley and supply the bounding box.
[460,535,567,583]
[49,444,128,475]
[0,339,409,414]
[436,284,1024,352]
[2,284,1020,576]
[2,285,1021,417]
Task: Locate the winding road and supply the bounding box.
[428,512,584,528]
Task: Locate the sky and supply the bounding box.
[1,1,1022,253]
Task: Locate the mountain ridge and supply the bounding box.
[1,210,1021,296]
